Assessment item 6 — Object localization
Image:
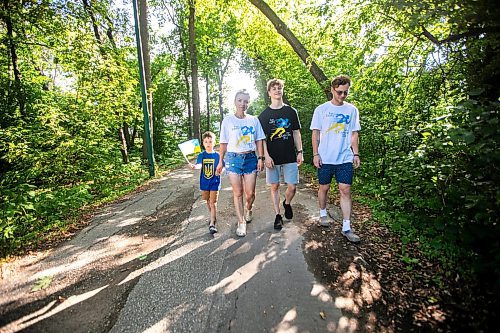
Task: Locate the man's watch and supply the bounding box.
[296,150,303,155]
[258,156,265,161]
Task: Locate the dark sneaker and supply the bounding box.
[274,214,283,230]
[342,230,360,243]
[283,200,293,219]
[209,225,218,234]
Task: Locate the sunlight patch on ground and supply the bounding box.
[117,217,142,227]
[311,283,333,302]
[209,238,238,256]
[118,240,207,285]
[337,316,359,333]
[0,286,108,332]
[304,239,324,251]
[274,307,299,333]
[32,235,150,281]
[143,303,191,333]
[204,251,271,295]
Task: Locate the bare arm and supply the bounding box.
[351,131,360,168]
[293,129,303,166]
[262,140,274,168]
[312,129,322,168]
[216,143,227,174]
[256,139,264,172]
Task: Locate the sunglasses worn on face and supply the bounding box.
[334,89,349,96]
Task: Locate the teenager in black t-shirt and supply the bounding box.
[258,79,303,230]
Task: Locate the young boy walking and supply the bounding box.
[189,131,223,234]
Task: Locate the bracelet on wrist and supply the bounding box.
[353,154,359,157]
[296,150,303,155]
[313,153,320,157]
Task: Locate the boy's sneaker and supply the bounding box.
[342,230,360,243]
[319,215,332,227]
[274,214,283,230]
[236,223,247,237]
[209,225,218,234]
[283,200,293,219]
[245,209,253,223]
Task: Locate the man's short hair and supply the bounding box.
[267,78,284,91]
[331,75,351,88]
[202,131,216,141]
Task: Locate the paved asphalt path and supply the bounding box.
[0,167,346,333]
[109,169,343,333]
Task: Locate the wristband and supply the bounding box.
[296,150,303,154]
[353,154,359,157]
[313,153,320,157]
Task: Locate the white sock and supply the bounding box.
[320,209,327,217]
[342,219,351,232]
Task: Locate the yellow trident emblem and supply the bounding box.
[203,159,215,179]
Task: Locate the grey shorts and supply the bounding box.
[266,162,299,184]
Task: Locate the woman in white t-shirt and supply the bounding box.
[216,90,265,237]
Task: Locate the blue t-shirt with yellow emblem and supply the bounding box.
[196,151,223,191]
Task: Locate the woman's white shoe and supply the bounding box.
[236,223,247,237]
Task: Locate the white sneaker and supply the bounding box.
[244,209,253,223]
[342,229,360,243]
[236,223,247,237]
[319,215,333,227]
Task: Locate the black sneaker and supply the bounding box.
[274,214,283,230]
[283,200,293,219]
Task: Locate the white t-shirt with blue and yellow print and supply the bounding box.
[310,101,361,165]
[220,114,266,153]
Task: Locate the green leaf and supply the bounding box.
[31,276,53,292]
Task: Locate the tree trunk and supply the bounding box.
[1,0,25,116]
[216,55,231,131]
[205,73,210,132]
[188,0,201,142]
[138,0,154,157]
[248,0,331,99]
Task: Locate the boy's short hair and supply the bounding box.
[267,78,284,91]
[202,131,216,141]
[331,75,351,88]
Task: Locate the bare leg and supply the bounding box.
[209,202,217,224]
[284,184,297,205]
[243,172,257,211]
[318,184,330,210]
[338,183,352,220]
[229,174,245,224]
[270,183,280,215]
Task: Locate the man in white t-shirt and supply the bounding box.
[310,75,361,243]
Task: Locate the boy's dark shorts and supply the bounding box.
[317,163,353,185]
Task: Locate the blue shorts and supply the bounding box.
[225,152,258,175]
[266,162,299,185]
[317,163,353,185]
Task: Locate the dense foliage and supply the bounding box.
[1,0,498,300]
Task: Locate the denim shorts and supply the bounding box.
[266,162,299,185]
[317,163,353,185]
[225,152,258,175]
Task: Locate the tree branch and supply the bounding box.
[421,25,500,45]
